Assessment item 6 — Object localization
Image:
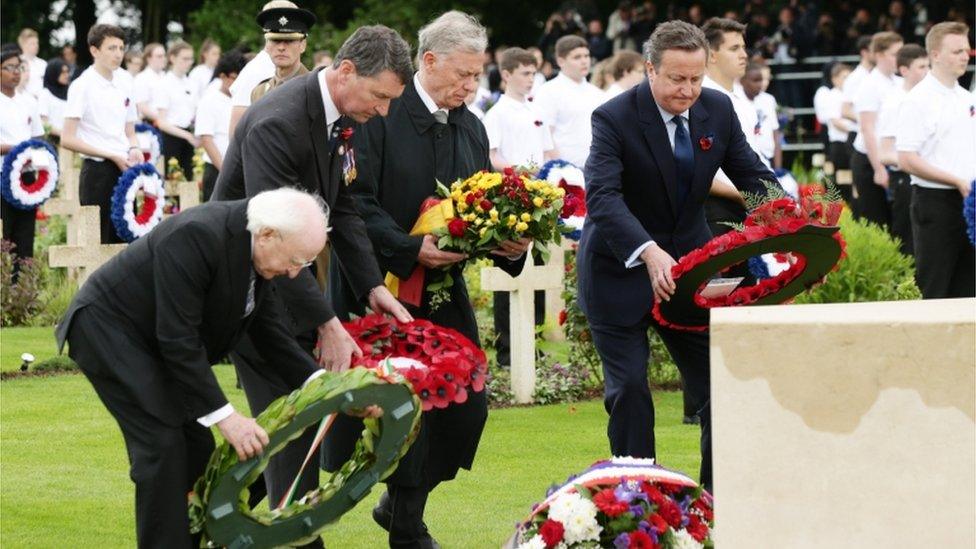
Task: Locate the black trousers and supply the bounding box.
[230,331,325,549]
[162,130,195,181]
[79,159,124,244]
[888,170,913,257]
[66,306,213,549]
[1,197,37,262]
[492,253,545,366]
[911,186,976,299]
[850,150,890,228]
[202,163,219,202]
[828,140,854,205]
[589,313,712,492]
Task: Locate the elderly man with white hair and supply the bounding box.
[55,188,331,548]
[325,11,530,549]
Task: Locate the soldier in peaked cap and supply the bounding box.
[250,0,316,103]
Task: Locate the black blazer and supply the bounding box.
[212,68,383,333]
[55,200,318,425]
[328,79,525,342]
[577,80,775,326]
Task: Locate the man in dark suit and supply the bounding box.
[577,20,776,493]
[55,189,330,548]
[324,12,529,549]
[211,25,416,520]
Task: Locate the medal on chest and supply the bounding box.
[338,126,357,185]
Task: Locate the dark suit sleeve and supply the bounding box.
[584,107,654,264]
[719,101,778,196]
[329,175,385,300]
[151,221,230,419]
[349,119,424,279]
[240,116,336,325]
[247,285,319,389]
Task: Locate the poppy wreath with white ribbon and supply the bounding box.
[134,123,163,165]
[0,138,59,210]
[111,163,164,242]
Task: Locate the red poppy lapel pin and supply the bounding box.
[534,120,543,127]
[340,127,355,141]
[699,135,713,151]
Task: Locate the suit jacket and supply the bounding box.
[328,79,525,342]
[55,200,318,426]
[212,68,383,333]
[578,80,775,326]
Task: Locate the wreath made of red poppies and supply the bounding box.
[344,314,488,411]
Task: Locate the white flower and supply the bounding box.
[517,534,546,549]
[609,456,656,467]
[671,528,705,549]
[546,493,601,544]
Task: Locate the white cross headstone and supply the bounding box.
[48,206,126,285]
[164,180,201,217]
[481,242,564,403]
[542,236,577,341]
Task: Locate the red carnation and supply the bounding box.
[479,199,492,211]
[538,519,564,548]
[648,512,668,534]
[686,513,709,542]
[641,483,666,506]
[593,488,629,517]
[465,193,476,205]
[699,135,713,151]
[503,166,515,176]
[448,218,468,237]
[628,531,656,549]
[657,499,682,528]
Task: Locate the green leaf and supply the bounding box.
[435,179,451,197]
[438,235,451,249]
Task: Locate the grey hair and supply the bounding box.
[642,20,709,67]
[246,187,330,238]
[333,25,414,85]
[416,10,488,67]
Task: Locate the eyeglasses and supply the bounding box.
[1,64,25,73]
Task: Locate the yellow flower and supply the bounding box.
[507,214,517,227]
[555,187,566,197]
[489,208,499,220]
[515,221,529,232]
[474,217,484,226]
[520,212,532,222]
[533,196,544,208]
[457,201,468,213]
[479,227,487,237]
[464,213,477,222]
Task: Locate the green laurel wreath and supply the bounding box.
[188,367,422,548]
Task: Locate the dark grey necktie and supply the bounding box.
[243,270,256,318]
[433,109,448,125]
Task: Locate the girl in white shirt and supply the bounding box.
[188,38,221,96]
[132,43,166,122]
[38,58,70,138]
[155,41,200,179]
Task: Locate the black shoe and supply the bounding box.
[372,492,440,548]
[682,415,700,425]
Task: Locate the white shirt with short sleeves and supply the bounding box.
[853,68,902,154]
[896,73,976,190]
[814,86,848,143]
[188,64,214,96]
[64,66,138,159]
[229,50,274,108]
[842,63,871,133]
[703,75,770,186]
[37,88,67,133]
[753,91,780,161]
[0,91,44,162]
[483,94,554,168]
[194,87,232,165]
[132,68,164,117]
[876,85,908,140]
[154,72,199,128]
[533,72,606,168]
[25,56,47,98]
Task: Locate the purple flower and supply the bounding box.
[630,504,646,519]
[614,533,631,549]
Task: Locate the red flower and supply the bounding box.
[648,513,668,534]
[593,488,629,517]
[340,127,355,141]
[699,136,713,150]
[448,218,468,237]
[465,193,476,205]
[641,483,666,506]
[479,199,492,211]
[538,519,564,547]
[557,309,567,326]
[686,513,709,542]
[628,531,656,549]
[657,499,682,528]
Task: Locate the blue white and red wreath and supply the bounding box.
[111,163,164,242]
[537,159,586,241]
[134,122,163,165]
[0,138,59,210]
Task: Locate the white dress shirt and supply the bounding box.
[320,69,342,135]
[853,68,901,154]
[37,88,67,133]
[703,75,770,187]
[188,63,215,96]
[483,94,554,168]
[25,56,46,98]
[154,72,199,128]
[414,73,447,119]
[814,86,848,143]
[0,91,44,162]
[230,50,275,108]
[132,68,164,118]
[842,63,871,133]
[533,72,607,168]
[896,73,976,190]
[753,91,779,161]
[64,66,138,159]
[194,87,232,164]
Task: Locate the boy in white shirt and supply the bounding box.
[195,50,245,201]
[483,47,551,366]
[16,29,45,99]
[533,35,606,168]
[897,22,976,299]
[604,50,644,99]
[483,47,555,170]
[61,24,142,244]
[741,62,782,169]
[154,41,200,179]
[877,44,928,256]
[852,31,903,228]
[0,46,45,265]
[841,36,874,142]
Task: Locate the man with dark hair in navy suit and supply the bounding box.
[577,20,776,492]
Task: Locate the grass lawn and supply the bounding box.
[0,326,60,372]
[0,333,701,548]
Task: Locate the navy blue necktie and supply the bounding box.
[672,115,693,208]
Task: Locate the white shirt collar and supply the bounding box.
[555,72,588,88]
[655,100,689,125]
[702,74,734,98]
[413,72,444,116]
[318,69,342,127]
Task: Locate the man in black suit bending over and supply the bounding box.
[56,188,331,548]
[577,20,775,492]
[211,25,416,519]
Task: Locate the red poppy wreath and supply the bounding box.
[653,189,847,331]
